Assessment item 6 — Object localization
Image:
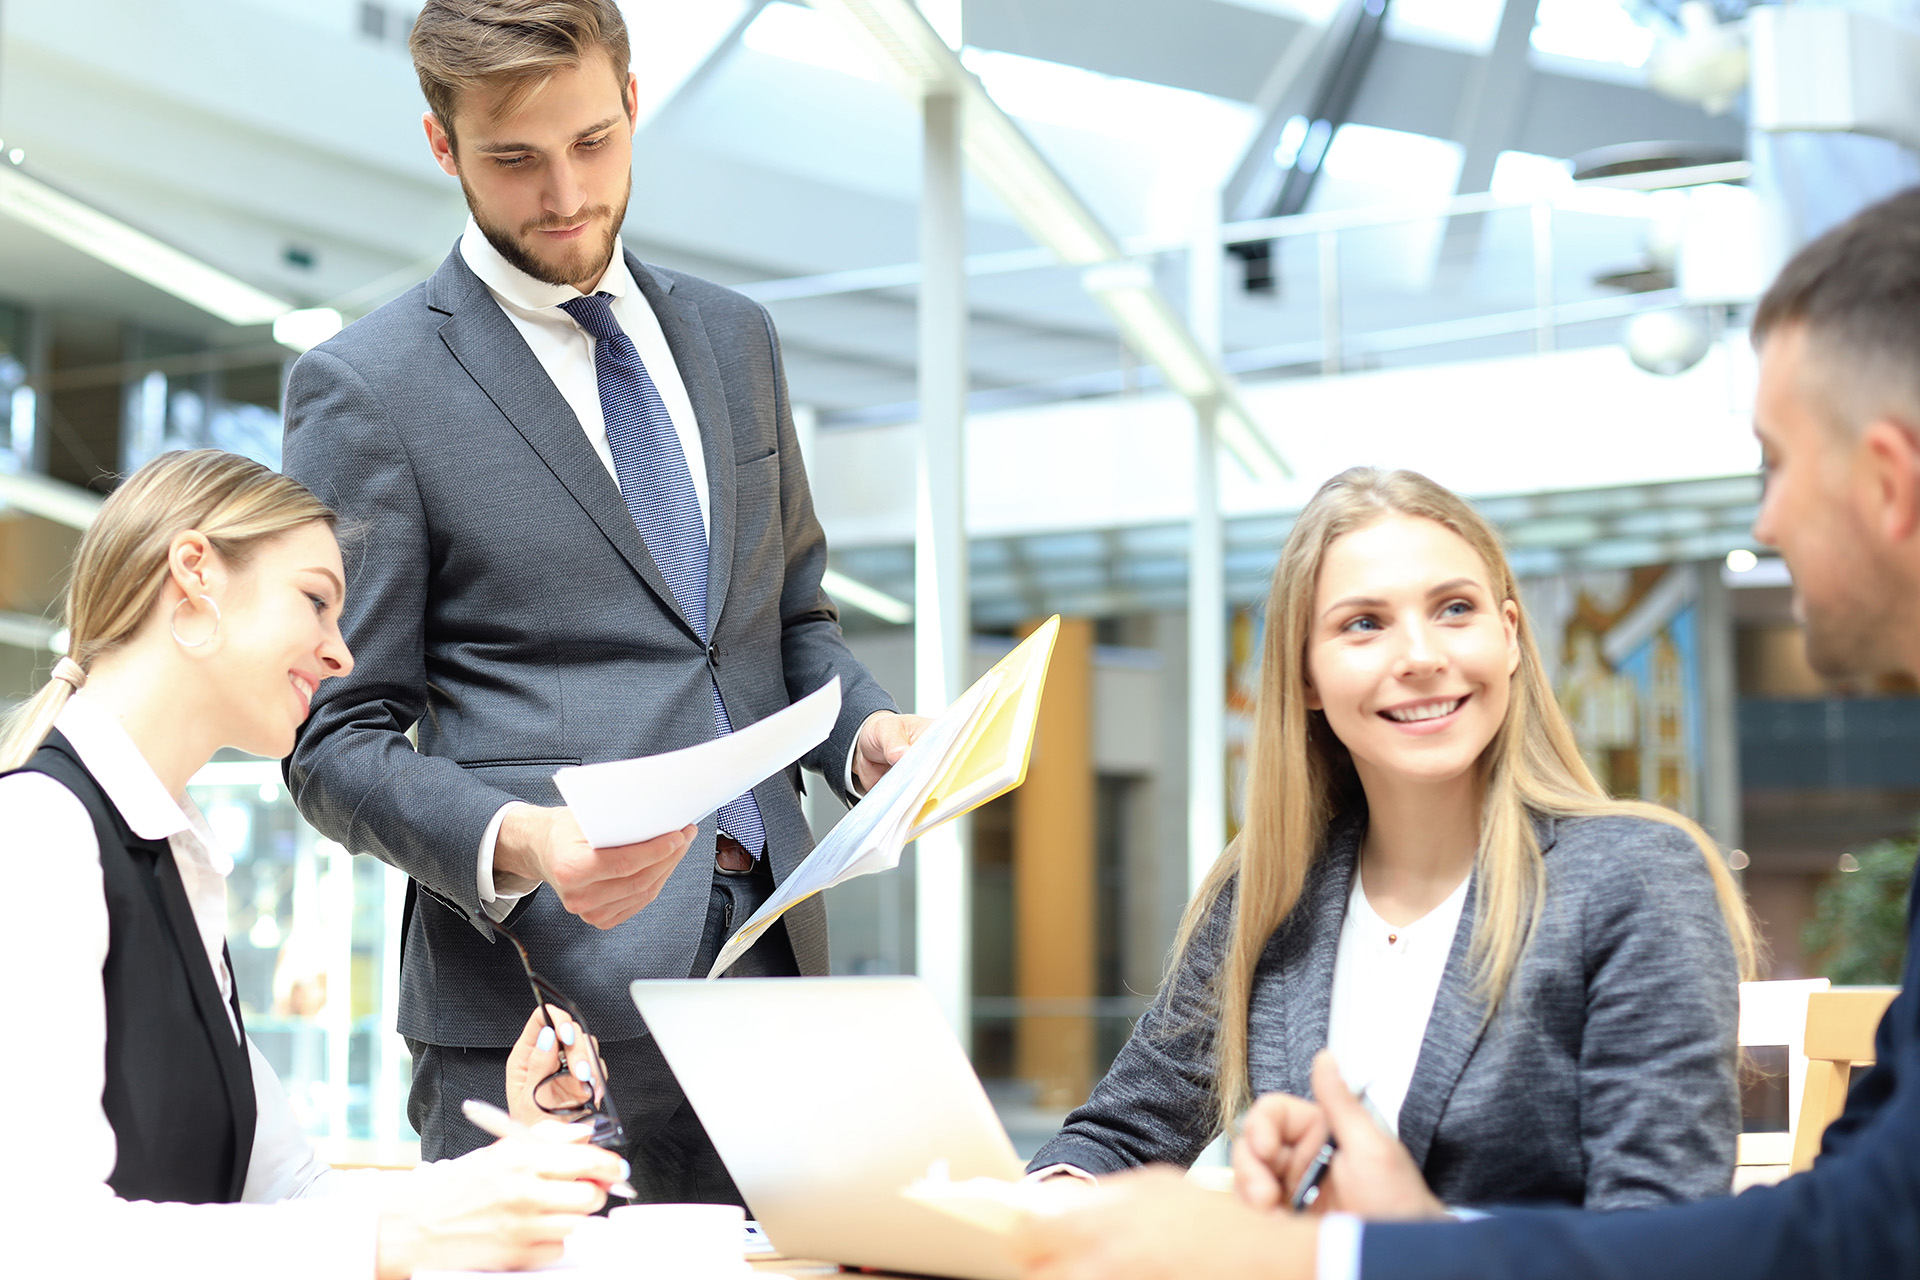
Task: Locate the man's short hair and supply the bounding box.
[1754,186,1920,433]
[409,0,630,143]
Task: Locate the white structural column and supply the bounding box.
[914,87,972,1036]
[1188,199,1228,893]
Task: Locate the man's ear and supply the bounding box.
[424,111,460,178]
[625,72,639,126]
[1862,418,1920,544]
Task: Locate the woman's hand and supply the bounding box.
[504,1004,604,1129]
[374,1127,624,1278]
[1233,1051,1447,1221]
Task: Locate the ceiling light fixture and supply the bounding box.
[805,0,1289,481]
[0,163,291,326]
[823,567,914,624]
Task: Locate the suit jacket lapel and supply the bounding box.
[1395,818,1564,1165]
[627,254,740,632]
[427,249,697,639]
[147,841,257,1192]
[1284,818,1362,1090]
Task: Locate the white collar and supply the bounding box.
[459,215,632,313]
[52,691,214,857]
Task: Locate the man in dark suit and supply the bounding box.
[283,0,922,1202]
[1009,189,1920,1280]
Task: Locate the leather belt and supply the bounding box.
[715,833,755,873]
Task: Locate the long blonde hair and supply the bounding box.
[1175,467,1757,1135]
[0,451,336,773]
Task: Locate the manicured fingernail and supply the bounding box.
[619,1159,632,1180]
[560,1024,577,1047]
[573,1055,592,1081]
[536,1027,554,1053]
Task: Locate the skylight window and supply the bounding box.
[1489,150,1573,202]
[1530,0,1660,69]
[960,49,1255,156]
[740,0,882,82]
[1387,0,1505,54]
[618,0,759,124]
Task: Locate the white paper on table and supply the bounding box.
[704,680,993,978]
[553,678,841,849]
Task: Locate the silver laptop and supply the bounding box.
[630,976,1027,1280]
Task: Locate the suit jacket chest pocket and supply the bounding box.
[729,449,782,582]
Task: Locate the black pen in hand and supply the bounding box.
[1288,1083,1370,1212]
[1291,1138,1337,1211]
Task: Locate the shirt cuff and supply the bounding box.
[1316,1212,1363,1280]
[1023,1164,1098,1185]
[478,802,541,924]
[845,714,873,798]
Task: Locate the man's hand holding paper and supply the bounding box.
[493,807,699,930]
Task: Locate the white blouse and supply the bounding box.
[0,692,394,1278]
[1323,868,1471,1137]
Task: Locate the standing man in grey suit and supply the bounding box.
[283,0,924,1204]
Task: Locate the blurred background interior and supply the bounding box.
[2,0,1918,1162]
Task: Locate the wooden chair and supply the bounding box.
[1732,979,1828,1191]
[1788,986,1900,1173]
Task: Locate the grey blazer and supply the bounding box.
[1030,812,1741,1208]
[281,246,895,1047]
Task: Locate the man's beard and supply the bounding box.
[462,172,630,289]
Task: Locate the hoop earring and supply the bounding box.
[170,594,221,649]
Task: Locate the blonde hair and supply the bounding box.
[1174,466,1757,1136]
[410,0,630,141]
[0,451,336,773]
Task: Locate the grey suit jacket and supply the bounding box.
[281,246,896,1047]
[1030,812,1741,1208]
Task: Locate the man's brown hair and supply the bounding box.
[410,0,631,143]
[1753,186,1920,432]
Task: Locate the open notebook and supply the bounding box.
[706,617,1061,978]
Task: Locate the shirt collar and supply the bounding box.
[459,215,630,315]
[53,691,199,846]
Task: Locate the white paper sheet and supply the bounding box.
[704,680,992,978]
[553,678,841,849]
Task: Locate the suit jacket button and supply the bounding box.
[706,643,719,669]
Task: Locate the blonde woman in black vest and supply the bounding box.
[0,450,623,1277]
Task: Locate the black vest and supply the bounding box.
[16,731,256,1202]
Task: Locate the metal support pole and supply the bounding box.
[1531,200,1555,355]
[914,89,971,1037]
[1318,230,1342,376]
[1189,202,1228,893]
[1697,561,1742,857]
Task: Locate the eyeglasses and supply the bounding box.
[492,919,626,1153]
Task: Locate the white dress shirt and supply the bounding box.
[458,221,864,916]
[0,693,392,1278]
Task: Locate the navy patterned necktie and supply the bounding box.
[560,291,766,855]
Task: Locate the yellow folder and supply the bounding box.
[905,615,1060,841]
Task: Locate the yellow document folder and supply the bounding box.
[907,614,1060,841]
[704,616,1061,977]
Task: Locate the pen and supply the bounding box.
[1290,1138,1336,1211]
[1289,1083,1371,1212]
[460,1097,637,1199]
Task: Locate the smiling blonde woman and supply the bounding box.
[1028,466,1755,1210]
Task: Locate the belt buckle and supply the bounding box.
[715,832,754,874]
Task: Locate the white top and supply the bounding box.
[1323,867,1472,1138]
[0,693,391,1278]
